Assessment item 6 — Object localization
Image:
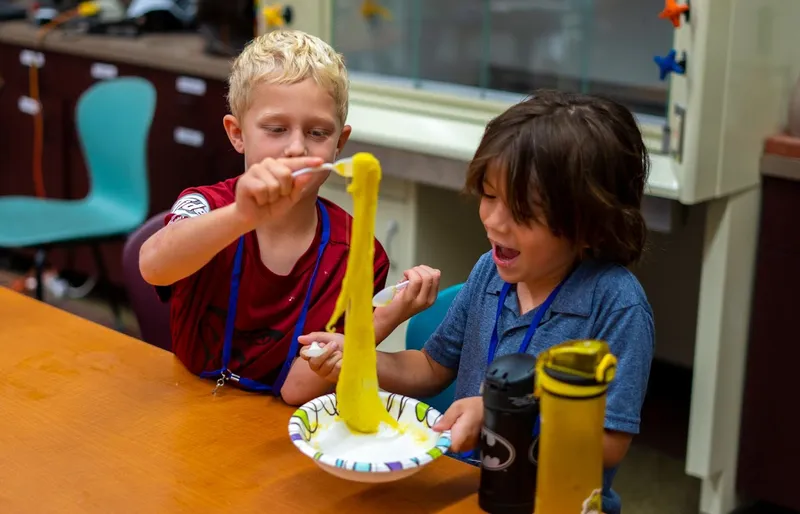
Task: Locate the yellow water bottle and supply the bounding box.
[534,340,617,514]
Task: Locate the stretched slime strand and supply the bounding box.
[325,153,398,434]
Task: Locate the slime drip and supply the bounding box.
[325,153,398,434]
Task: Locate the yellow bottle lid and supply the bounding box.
[535,340,617,398]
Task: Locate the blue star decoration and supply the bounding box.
[654,50,687,80]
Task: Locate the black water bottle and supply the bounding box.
[478,353,539,514]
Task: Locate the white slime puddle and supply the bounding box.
[312,420,437,462]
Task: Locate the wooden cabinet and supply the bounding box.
[0,44,73,269]
[0,46,67,200]
[737,174,800,511]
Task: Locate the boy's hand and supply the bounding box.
[377,265,441,323]
[299,332,345,383]
[433,396,484,453]
[234,156,324,228]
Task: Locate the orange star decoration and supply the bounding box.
[659,0,690,28]
[361,0,392,21]
[263,4,286,28]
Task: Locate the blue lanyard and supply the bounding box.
[458,275,571,464]
[487,277,569,366]
[202,200,330,395]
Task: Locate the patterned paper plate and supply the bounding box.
[288,391,452,483]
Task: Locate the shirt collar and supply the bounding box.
[485,259,603,318]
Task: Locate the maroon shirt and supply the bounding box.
[162,178,390,383]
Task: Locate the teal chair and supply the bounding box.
[405,283,464,414]
[0,77,156,315]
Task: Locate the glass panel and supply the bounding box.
[332,0,674,116]
[415,0,489,95]
[332,0,418,84]
[487,1,595,96]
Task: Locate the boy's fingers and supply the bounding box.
[327,360,342,382]
[270,162,294,197]
[416,267,433,304]
[403,268,423,298]
[318,351,342,377]
[427,267,441,304]
[300,332,339,345]
[243,166,272,206]
[278,156,325,171]
[449,419,476,453]
[433,403,462,432]
[251,168,280,205]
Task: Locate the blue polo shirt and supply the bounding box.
[423,252,655,514]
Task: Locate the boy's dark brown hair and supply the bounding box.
[465,89,649,265]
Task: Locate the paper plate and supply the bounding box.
[288,391,452,483]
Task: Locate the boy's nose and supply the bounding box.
[284,134,308,157]
[482,204,510,234]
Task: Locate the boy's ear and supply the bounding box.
[336,125,352,156]
[223,114,245,154]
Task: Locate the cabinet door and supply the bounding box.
[0,45,72,270]
[738,247,800,510]
[738,178,800,510]
[319,174,417,352]
[144,69,220,213]
[0,44,67,200]
[202,77,244,183]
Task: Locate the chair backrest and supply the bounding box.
[76,77,156,226]
[406,283,464,413]
[122,211,171,352]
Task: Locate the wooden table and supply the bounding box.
[0,288,482,513]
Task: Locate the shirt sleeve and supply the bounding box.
[422,255,489,370]
[594,303,655,434]
[155,189,216,302]
[164,191,213,225]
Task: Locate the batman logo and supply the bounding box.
[528,436,539,465]
[480,427,516,471]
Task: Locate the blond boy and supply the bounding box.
[140,30,440,404]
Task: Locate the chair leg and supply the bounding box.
[34,249,46,301]
[91,243,123,331]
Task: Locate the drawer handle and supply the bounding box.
[19,49,45,68]
[18,96,41,116]
[173,127,205,148]
[90,62,118,80]
[175,76,207,96]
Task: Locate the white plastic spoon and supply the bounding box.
[372,280,410,307]
[292,157,354,179]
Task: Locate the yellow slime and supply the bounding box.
[325,153,398,434]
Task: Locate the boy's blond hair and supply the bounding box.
[228,30,349,127]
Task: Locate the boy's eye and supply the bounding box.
[309,129,331,139]
[481,192,497,200]
[263,126,286,134]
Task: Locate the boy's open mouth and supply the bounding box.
[493,244,520,265]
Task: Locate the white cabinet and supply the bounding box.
[319,172,417,353]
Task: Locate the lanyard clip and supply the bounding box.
[212,369,242,395]
[211,369,242,395]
